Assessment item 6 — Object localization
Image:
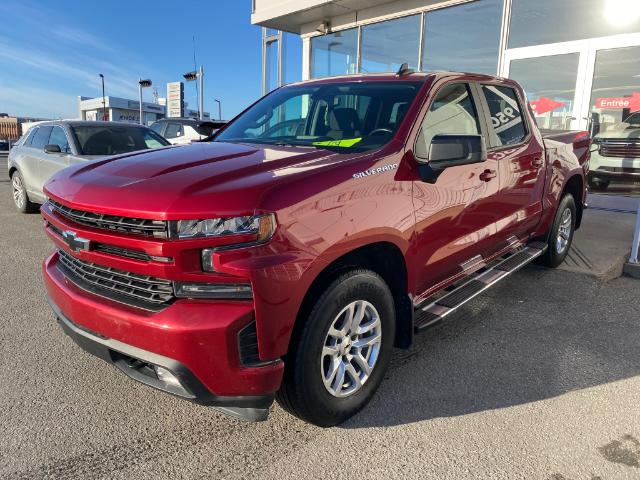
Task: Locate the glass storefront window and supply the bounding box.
[311,28,358,78]
[360,15,421,73]
[508,53,580,131]
[421,0,503,75]
[588,45,640,194]
[510,0,640,49]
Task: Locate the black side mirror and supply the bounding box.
[44,144,62,154]
[417,134,486,183]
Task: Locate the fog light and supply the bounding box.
[154,366,182,389]
[174,282,253,299]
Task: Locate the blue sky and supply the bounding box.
[0,1,301,120]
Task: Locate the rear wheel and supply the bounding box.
[11,171,38,214]
[276,269,395,427]
[537,193,576,268]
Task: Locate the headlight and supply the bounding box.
[169,214,276,241]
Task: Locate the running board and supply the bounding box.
[414,242,547,331]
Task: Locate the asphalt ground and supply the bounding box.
[1,178,639,479]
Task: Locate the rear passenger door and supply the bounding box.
[477,84,546,241]
[23,126,53,201]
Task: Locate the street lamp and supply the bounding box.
[183,65,204,120]
[138,78,152,125]
[214,99,222,120]
[98,74,106,121]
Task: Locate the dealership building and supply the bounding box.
[252,0,640,136]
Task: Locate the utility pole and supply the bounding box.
[99,74,106,121]
[138,79,152,125]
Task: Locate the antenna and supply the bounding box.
[396,62,415,76]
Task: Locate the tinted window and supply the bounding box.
[481,85,528,146]
[164,123,183,139]
[311,28,358,78]
[422,0,503,75]
[215,81,421,152]
[48,126,71,153]
[71,126,170,155]
[510,0,640,49]
[150,122,165,135]
[31,126,53,149]
[23,128,38,146]
[415,83,480,158]
[361,15,421,73]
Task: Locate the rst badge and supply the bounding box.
[353,163,399,179]
[61,230,91,252]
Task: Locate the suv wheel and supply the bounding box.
[537,193,576,268]
[11,171,38,214]
[276,269,395,427]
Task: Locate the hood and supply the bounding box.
[44,142,346,219]
[595,125,640,141]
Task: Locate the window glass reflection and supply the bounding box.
[510,0,640,48]
[422,0,503,75]
[360,15,421,73]
[311,29,358,78]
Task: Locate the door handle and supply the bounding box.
[479,169,497,182]
[532,157,544,168]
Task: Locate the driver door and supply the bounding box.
[411,81,503,298]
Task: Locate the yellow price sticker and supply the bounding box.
[312,138,363,148]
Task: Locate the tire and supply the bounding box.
[276,269,396,427]
[11,171,39,214]
[589,179,609,191]
[537,193,576,268]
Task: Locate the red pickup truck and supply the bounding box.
[42,71,590,426]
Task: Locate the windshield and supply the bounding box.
[71,125,170,156]
[215,81,422,152]
[623,112,640,126]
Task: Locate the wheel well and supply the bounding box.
[292,242,413,353]
[8,166,17,179]
[563,175,584,229]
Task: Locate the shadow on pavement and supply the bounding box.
[343,266,640,429]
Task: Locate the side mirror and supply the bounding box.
[44,144,62,154]
[417,134,486,183]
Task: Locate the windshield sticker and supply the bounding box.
[313,138,362,148]
[353,163,398,179]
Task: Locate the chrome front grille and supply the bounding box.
[598,141,640,158]
[57,250,174,310]
[49,200,168,238]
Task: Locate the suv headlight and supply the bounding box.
[169,214,276,241]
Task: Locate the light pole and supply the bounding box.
[183,66,204,120]
[214,99,221,120]
[138,79,152,125]
[98,74,106,121]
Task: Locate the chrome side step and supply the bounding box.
[414,242,547,331]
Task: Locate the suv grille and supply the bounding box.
[57,250,174,310]
[598,141,640,158]
[49,200,168,238]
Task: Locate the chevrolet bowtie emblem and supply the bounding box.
[61,230,91,252]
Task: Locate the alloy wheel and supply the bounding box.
[556,207,572,254]
[12,174,25,209]
[321,300,382,397]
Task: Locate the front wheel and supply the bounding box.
[276,269,395,427]
[11,171,39,214]
[537,193,576,268]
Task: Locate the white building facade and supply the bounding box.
[252,0,640,134]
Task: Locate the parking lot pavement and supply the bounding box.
[1,178,639,480]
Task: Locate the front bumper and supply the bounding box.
[43,252,284,422]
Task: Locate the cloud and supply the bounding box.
[0,84,77,119]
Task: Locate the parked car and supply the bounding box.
[150,118,226,145]
[41,71,589,426]
[589,112,640,191]
[8,121,171,213]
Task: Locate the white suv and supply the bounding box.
[150,118,226,145]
